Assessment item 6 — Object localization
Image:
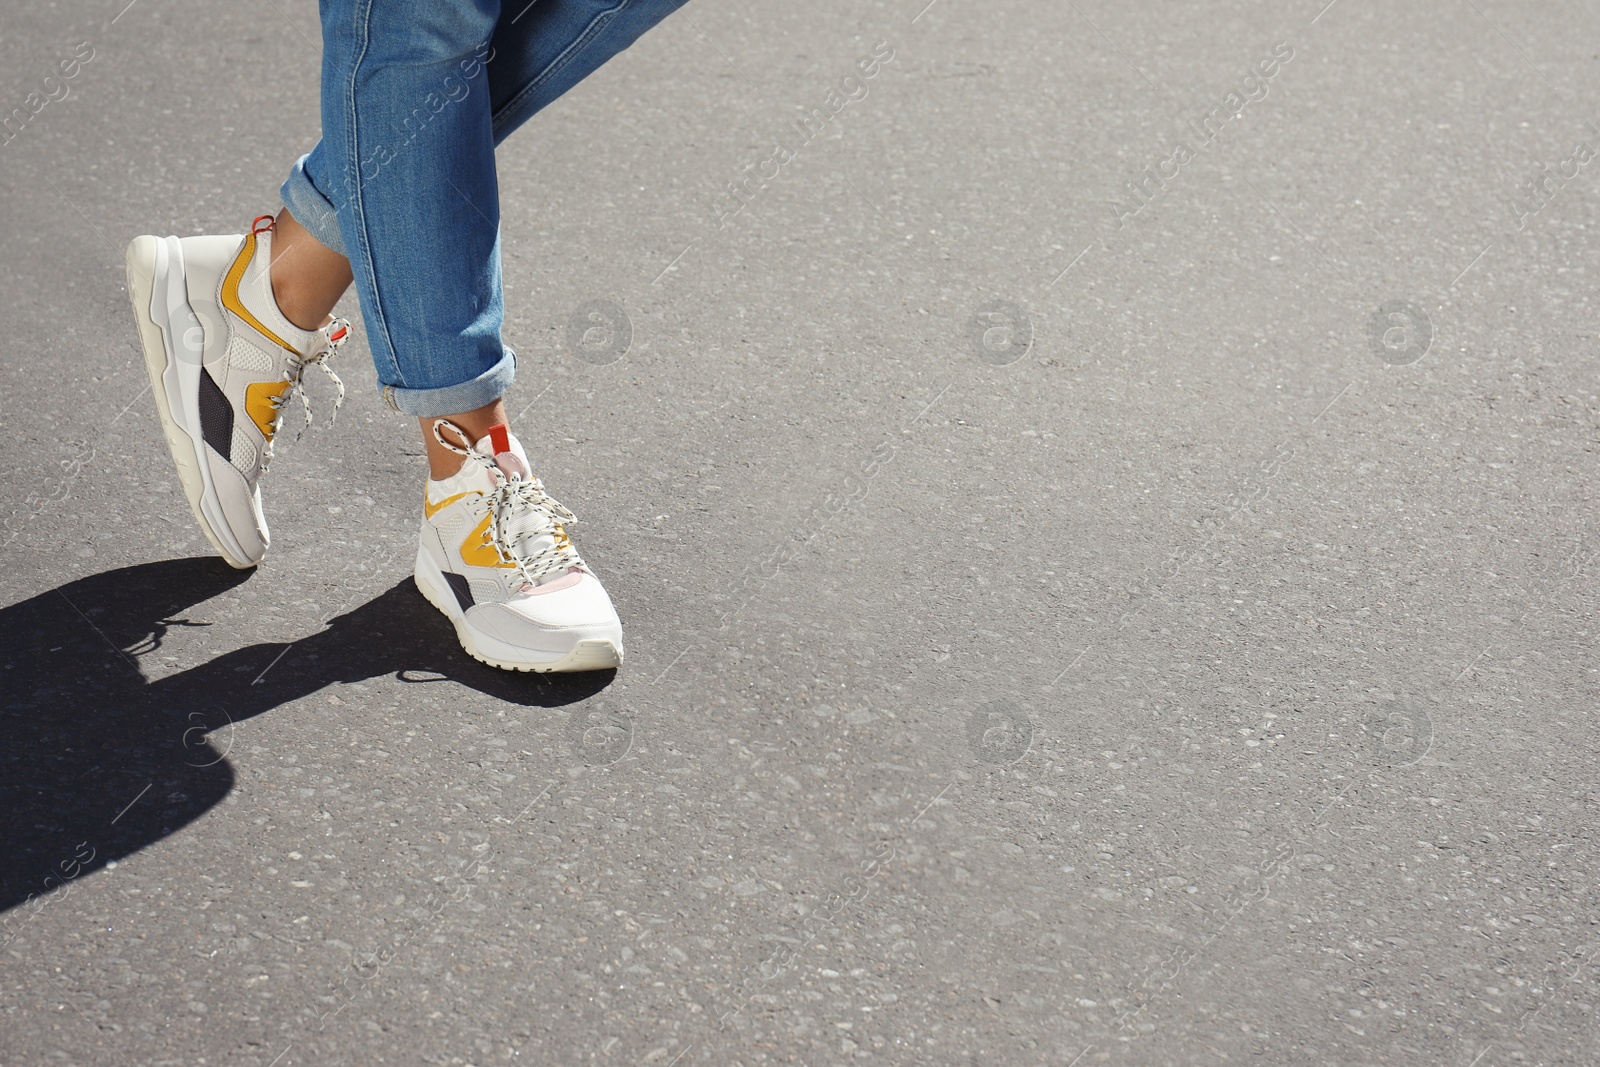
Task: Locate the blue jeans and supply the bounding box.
[280,0,688,417]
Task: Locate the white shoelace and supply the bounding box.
[263,317,350,470]
[434,419,586,586]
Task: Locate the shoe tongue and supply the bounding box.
[466,425,574,590]
[472,424,531,481]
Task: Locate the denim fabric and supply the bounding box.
[280,0,688,417]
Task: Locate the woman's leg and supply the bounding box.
[277,0,690,476]
[269,209,353,332]
[485,0,691,146]
[266,0,692,670]
[282,0,506,421]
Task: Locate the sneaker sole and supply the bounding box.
[125,234,256,569]
[413,552,623,673]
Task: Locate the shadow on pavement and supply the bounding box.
[0,557,610,919]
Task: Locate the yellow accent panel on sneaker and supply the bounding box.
[244,380,291,439]
[220,232,299,355]
[424,490,471,519]
[460,514,518,569]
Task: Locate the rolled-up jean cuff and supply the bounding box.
[279,153,348,257]
[382,347,517,418]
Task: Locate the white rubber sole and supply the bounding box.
[413,549,623,673]
[125,234,256,569]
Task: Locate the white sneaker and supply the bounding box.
[125,215,348,569]
[414,421,624,672]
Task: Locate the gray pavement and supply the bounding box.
[3,0,1599,1063]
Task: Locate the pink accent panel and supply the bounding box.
[494,452,530,479]
[517,568,583,596]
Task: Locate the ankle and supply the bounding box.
[267,208,352,333]
[420,405,512,480]
[270,279,334,333]
[427,453,468,482]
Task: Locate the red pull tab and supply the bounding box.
[487,424,511,456]
[251,214,276,235]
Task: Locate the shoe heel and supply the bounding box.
[125,234,257,569]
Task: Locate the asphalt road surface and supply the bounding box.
[3,1,1598,1064]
